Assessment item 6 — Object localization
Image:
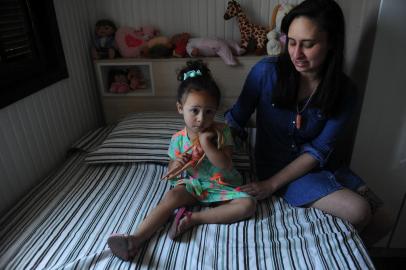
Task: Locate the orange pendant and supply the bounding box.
[296,114,302,129]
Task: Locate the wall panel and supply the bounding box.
[0,0,102,214]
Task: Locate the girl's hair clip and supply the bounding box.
[183,69,202,81]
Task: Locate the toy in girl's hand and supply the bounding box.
[186,37,246,66]
[127,67,147,90]
[92,19,118,59]
[267,3,294,56]
[109,69,130,93]
[171,33,191,58]
[224,0,268,55]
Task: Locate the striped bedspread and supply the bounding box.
[0,129,375,270]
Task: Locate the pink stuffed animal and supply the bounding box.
[186,37,246,66]
[115,26,159,58]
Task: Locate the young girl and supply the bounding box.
[107,60,256,261]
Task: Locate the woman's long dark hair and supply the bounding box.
[272,0,346,116]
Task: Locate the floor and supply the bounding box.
[369,248,406,270]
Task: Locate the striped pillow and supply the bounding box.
[85,112,251,170]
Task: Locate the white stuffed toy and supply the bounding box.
[186,37,246,66]
[266,4,294,56]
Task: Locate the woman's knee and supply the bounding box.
[349,198,372,229]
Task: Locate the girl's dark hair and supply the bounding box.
[177,59,221,106]
[273,0,346,116]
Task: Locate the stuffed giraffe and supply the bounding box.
[224,0,268,55]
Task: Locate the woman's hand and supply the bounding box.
[238,180,276,200]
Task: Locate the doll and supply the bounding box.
[109,69,130,93]
[127,67,147,90]
[92,19,117,59]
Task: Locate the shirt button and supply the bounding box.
[272,103,275,107]
[292,121,296,124]
[291,144,296,148]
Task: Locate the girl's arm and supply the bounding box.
[199,130,233,170]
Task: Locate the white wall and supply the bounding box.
[0,0,102,214]
[351,0,406,248]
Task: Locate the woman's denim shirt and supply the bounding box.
[225,57,356,180]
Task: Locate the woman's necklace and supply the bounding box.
[295,87,317,129]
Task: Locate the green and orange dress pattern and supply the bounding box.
[167,125,251,203]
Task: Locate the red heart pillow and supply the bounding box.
[116,27,147,58]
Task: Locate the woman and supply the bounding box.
[225,0,392,246]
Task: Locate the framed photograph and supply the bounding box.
[94,61,154,96]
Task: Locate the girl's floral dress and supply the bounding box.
[167,124,251,203]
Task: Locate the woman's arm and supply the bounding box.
[239,153,318,199]
[240,84,357,200]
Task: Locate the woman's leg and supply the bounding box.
[308,188,372,230]
[175,197,256,235]
[356,185,395,247]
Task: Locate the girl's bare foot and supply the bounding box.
[107,234,142,261]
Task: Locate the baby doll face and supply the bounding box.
[114,74,128,83]
[96,24,115,37]
[177,90,218,138]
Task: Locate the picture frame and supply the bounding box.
[94,60,155,96]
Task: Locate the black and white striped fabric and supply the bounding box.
[84,112,251,170]
[0,126,374,270]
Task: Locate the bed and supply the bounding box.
[0,112,374,270]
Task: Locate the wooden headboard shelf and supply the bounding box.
[94,56,262,124]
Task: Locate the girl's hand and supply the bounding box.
[198,128,216,145]
[238,181,276,200]
[170,153,191,170]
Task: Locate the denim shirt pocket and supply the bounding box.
[299,108,326,139]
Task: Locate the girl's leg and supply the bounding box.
[109,185,197,259]
[308,188,371,230]
[175,198,256,236]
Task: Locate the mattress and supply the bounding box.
[0,126,375,270]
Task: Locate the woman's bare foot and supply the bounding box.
[107,234,142,261]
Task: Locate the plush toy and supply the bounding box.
[144,36,173,58]
[267,3,294,56]
[224,0,268,55]
[115,26,159,58]
[186,38,246,66]
[171,33,191,58]
[127,67,147,90]
[92,19,117,59]
[109,69,130,93]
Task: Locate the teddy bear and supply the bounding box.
[171,33,191,58]
[92,19,117,59]
[186,37,246,66]
[115,26,159,58]
[266,3,294,56]
[143,36,173,58]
